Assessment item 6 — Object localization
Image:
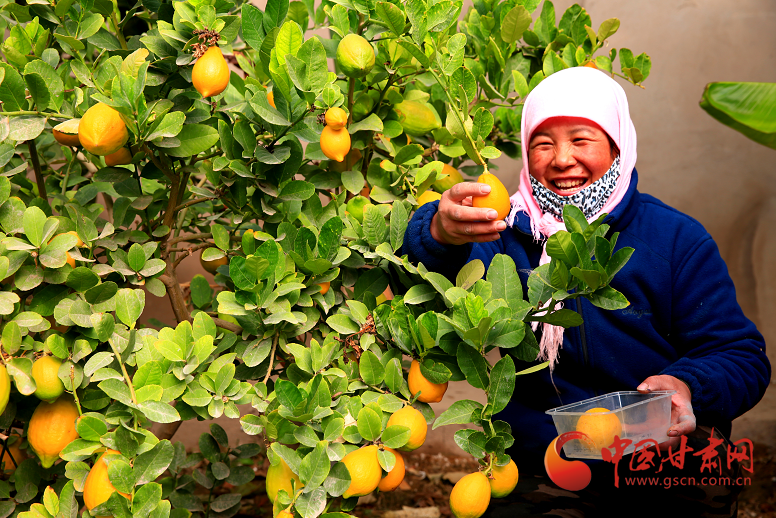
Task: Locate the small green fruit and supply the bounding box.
[346,196,373,223]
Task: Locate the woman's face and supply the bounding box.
[528,116,617,196]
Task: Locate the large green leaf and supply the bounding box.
[700,81,776,149]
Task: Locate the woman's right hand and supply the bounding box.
[430,182,507,245]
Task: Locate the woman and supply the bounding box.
[404,67,770,515]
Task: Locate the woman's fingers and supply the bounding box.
[447,181,491,202]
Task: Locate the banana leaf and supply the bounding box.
[700,81,776,150]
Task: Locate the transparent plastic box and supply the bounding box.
[545,391,675,459]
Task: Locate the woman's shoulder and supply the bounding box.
[634,192,711,240]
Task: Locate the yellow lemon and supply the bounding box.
[276,511,293,518]
[0,436,26,473]
[386,406,427,452]
[417,190,442,207]
[53,119,81,147]
[266,458,302,502]
[330,148,362,173]
[31,356,65,402]
[268,90,276,108]
[325,107,348,130]
[377,447,405,492]
[489,460,519,498]
[192,46,230,98]
[341,445,382,498]
[472,172,511,220]
[66,252,76,269]
[200,248,228,274]
[450,472,491,518]
[84,449,131,515]
[433,164,464,193]
[105,147,133,166]
[575,407,623,452]
[28,395,80,468]
[0,364,9,416]
[79,103,129,156]
[408,359,448,403]
[320,125,351,162]
[317,281,330,295]
[336,34,375,78]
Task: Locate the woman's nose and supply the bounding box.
[553,143,576,169]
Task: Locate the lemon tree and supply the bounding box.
[0,1,650,518]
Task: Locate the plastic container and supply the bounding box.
[545,390,675,459]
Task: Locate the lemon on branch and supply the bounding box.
[433,164,464,193]
[336,34,375,78]
[31,355,64,402]
[386,405,427,451]
[417,190,442,207]
[266,458,302,502]
[377,447,405,492]
[105,147,133,166]
[320,125,351,162]
[489,460,519,498]
[0,364,10,415]
[408,359,448,403]
[84,449,131,516]
[450,472,491,518]
[192,46,230,98]
[341,445,382,498]
[52,119,81,147]
[79,103,128,156]
[28,395,80,468]
[325,107,348,130]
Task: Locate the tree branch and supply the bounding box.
[28,140,46,199]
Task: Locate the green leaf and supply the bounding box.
[597,17,620,42]
[432,399,483,429]
[500,5,531,43]
[0,63,26,112]
[700,81,776,149]
[115,288,144,328]
[588,286,629,310]
[279,180,315,201]
[456,260,484,290]
[326,314,359,334]
[241,4,265,49]
[487,254,523,308]
[298,441,330,489]
[380,425,410,449]
[403,285,436,305]
[359,350,384,386]
[23,206,46,248]
[212,224,230,251]
[376,2,406,36]
[545,231,579,267]
[356,407,381,441]
[190,275,212,309]
[456,343,488,389]
[138,402,180,423]
[133,440,175,485]
[275,379,304,410]
[606,246,633,279]
[24,72,50,111]
[165,125,219,157]
[487,355,515,414]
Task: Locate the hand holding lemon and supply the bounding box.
[430,173,511,246]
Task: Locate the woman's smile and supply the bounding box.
[550,177,588,194]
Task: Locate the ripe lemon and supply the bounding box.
[377,447,405,492]
[200,249,228,274]
[325,107,348,130]
[341,445,382,498]
[32,356,65,402]
[489,460,519,498]
[276,511,293,518]
[336,34,375,78]
[192,46,230,98]
[266,458,302,502]
[0,364,9,415]
[1,436,26,473]
[575,407,623,452]
[66,252,76,268]
[320,126,351,163]
[28,395,80,468]
[317,281,330,295]
[417,190,442,207]
[450,472,491,518]
[267,90,276,108]
[79,103,129,156]
[105,147,133,166]
[386,406,427,452]
[433,164,464,193]
[408,360,448,403]
[472,172,511,220]
[53,119,81,147]
[84,449,131,515]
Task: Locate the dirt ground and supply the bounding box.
[227,442,776,518]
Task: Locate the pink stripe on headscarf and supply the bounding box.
[504,67,638,368]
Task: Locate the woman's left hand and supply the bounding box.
[637,374,696,450]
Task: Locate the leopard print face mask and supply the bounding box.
[529,156,621,221]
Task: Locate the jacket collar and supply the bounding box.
[513,169,641,237]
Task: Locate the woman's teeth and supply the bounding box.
[553,179,585,191]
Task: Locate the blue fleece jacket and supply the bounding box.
[403,170,770,471]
